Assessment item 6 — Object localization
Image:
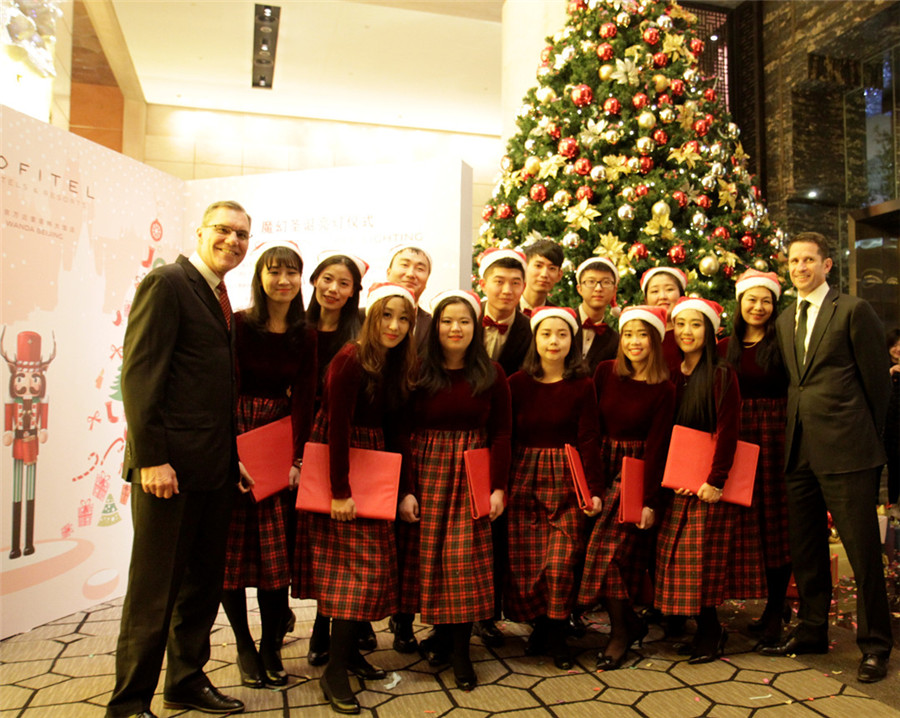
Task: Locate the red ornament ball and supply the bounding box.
[541,46,553,62]
[704,88,717,102]
[567,0,587,13]
[603,97,622,114]
[529,184,548,202]
[548,122,561,139]
[574,157,592,175]
[653,52,669,68]
[672,190,688,208]
[572,84,593,106]
[599,22,618,38]
[496,204,512,219]
[668,244,686,264]
[751,185,761,200]
[652,129,669,144]
[631,242,649,259]
[696,194,712,209]
[632,92,648,110]
[690,38,705,54]
[558,137,580,158]
[684,140,700,154]
[705,113,715,125]
[670,78,685,95]
[635,184,649,197]
[596,43,614,61]
[657,93,672,106]
[643,27,660,45]
[740,234,756,250]
[693,119,709,137]
[576,185,594,201]
[639,156,654,174]
[712,226,730,240]
[482,205,494,220]
[723,265,734,278]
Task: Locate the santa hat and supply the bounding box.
[365,282,416,315]
[389,242,432,269]
[530,306,580,335]
[429,289,482,319]
[478,248,527,278]
[670,296,724,333]
[251,238,302,267]
[576,256,619,283]
[640,266,688,294]
[735,269,781,300]
[618,305,667,341]
[315,250,369,279]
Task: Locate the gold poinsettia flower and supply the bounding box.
[565,199,600,232]
[538,154,566,179]
[718,179,738,208]
[596,232,627,261]
[722,251,739,268]
[612,57,641,86]
[668,146,701,170]
[662,33,688,61]
[644,216,675,240]
[732,142,749,166]
[678,104,697,132]
[668,1,697,24]
[579,118,608,147]
[603,154,632,181]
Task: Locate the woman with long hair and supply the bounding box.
[718,270,791,648]
[655,297,740,664]
[298,250,369,666]
[303,282,417,715]
[222,240,317,688]
[397,290,510,690]
[578,306,675,670]
[505,307,603,669]
[640,267,687,375]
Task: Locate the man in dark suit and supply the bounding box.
[765,232,892,683]
[520,239,563,317]
[573,257,619,374]
[106,201,251,717]
[386,243,432,348]
[479,248,532,377]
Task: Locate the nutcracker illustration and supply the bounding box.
[3,328,55,559]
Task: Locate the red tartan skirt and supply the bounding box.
[401,429,494,624]
[297,415,398,621]
[578,437,650,606]
[505,446,586,622]
[655,493,737,615]
[224,395,294,590]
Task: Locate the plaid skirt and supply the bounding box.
[224,395,294,590]
[401,429,494,624]
[505,446,586,622]
[578,437,649,606]
[655,493,737,615]
[299,415,398,621]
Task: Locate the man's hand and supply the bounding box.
[140,463,179,499]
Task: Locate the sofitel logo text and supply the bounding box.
[0,156,96,199]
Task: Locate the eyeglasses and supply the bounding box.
[580,278,616,290]
[203,224,251,242]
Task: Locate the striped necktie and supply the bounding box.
[217,280,232,330]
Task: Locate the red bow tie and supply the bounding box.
[582,318,608,336]
[483,316,510,335]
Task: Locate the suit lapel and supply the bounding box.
[176,255,229,333]
[780,303,800,382]
[800,286,838,381]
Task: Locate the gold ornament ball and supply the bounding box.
[553,190,571,206]
[637,111,657,130]
[543,201,555,212]
[616,12,631,26]
[599,64,615,81]
[754,258,769,272]
[627,156,641,172]
[501,155,513,171]
[658,15,673,30]
[524,156,542,175]
[699,255,720,276]
[603,129,620,144]
[684,67,699,84]
[590,165,607,181]
[515,213,528,227]
[691,211,708,229]
[651,200,670,218]
[516,196,529,211]
[652,74,669,92]
[636,136,656,154]
[622,186,636,202]
[659,107,675,123]
[617,204,635,221]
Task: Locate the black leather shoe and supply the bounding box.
[163,685,245,714]
[308,615,331,666]
[236,646,265,689]
[320,674,360,714]
[857,653,888,683]
[552,651,574,670]
[473,619,505,647]
[356,622,377,651]
[567,613,588,638]
[129,712,158,718]
[389,615,419,653]
[260,645,288,686]
[453,663,477,691]
[308,648,330,666]
[348,656,386,680]
[687,629,728,665]
[758,633,828,657]
[596,651,626,671]
[419,634,450,667]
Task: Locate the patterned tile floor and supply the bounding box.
[1,590,898,718]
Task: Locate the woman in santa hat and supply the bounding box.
[640,266,688,375]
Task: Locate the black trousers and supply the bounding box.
[785,429,892,656]
[106,483,235,717]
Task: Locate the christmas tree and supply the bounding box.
[97,494,122,527]
[476,0,784,327]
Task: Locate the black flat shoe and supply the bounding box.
[688,629,728,665]
[348,656,386,680]
[308,648,330,666]
[419,634,451,667]
[389,615,419,653]
[260,645,288,686]
[567,613,588,638]
[453,668,477,691]
[308,615,331,666]
[320,674,360,715]
[552,652,574,670]
[473,619,505,647]
[236,646,265,689]
[356,622,377,651]
[596,651,626,671]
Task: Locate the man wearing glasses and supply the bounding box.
[574,257,620,374]
[107,202,251,717]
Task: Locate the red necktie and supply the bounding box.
[217,281,232,330]
[522,307,533,318]
[483,316,509,335]
[582,317,608,336]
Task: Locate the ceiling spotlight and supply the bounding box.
[253,4,280,89]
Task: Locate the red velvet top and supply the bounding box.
[716,337,788,399]
[321,342,404,499]
[508,372,604,495]
[234,312,317,460]
[593,360,675,508]
[662,329,683,376]
[411,365,512,493]
[672,362,741,489]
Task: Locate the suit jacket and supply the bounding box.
[574,325,618,375]
[775,285,890,475]
[496,310,532,378]
[414,305,432,349]
[121,255,239,491]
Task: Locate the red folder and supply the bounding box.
[463,448,492,519]
[618,456,645,524]
[236,416,293,502]
[661,425,759,506]
[296,442,401,520]
[564,444,592,510]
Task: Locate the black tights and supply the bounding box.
[221,587,287,655]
